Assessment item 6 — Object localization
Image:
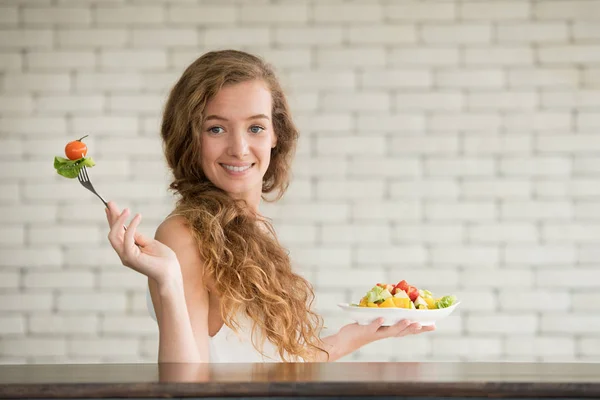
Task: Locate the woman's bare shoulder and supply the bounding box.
[156,213,189,234]
[155,213,197,256]
[155,213,216,292]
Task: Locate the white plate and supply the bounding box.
[337,301,460,327]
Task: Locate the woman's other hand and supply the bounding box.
[331,318,435,360]
[105,201,181,286]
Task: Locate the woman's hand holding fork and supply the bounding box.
[105,201,182,287]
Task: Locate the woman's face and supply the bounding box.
[200,80,277,200]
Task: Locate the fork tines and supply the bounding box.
[78,165,90,183]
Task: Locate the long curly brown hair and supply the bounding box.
[160,50,327,362]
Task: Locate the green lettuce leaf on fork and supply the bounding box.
[53,156,95,179]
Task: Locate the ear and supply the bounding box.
[271,132,277,149]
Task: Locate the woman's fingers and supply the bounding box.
[133,230,151,247]
[388,319,412,337]
[392,321,435,337]
[369,318,385,333]
[407,322,422,334]
[123,213,142,251]
[105,201,121,226]
[375,319,434,339]
[373,319,407,339]
[115,208,130,231]
[108,208,129,247]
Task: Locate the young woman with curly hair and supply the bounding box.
[105,50,434,363]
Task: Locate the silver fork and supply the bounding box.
[77,166,135,240]
[77,166,108,207]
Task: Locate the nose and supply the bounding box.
[227,130,249,158]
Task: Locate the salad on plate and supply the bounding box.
[355,280,456,310]
[338,280,460,326]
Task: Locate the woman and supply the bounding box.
[105,50,434,363]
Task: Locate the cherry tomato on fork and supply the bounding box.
[65,135,89,160]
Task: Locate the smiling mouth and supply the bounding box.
[220,163,255,173]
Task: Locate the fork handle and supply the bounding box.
[97,195,108,208]
[98,194,132,237]
[89,189,109,208]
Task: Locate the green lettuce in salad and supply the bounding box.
[365,285,392,304]
[53,156,95,179]
[435,295,456,309]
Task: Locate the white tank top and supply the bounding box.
[146,288,287,363]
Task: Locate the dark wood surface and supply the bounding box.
[1,362,599,398]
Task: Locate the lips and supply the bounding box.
[220,163,255,173]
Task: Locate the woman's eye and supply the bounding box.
[250,125,264,134]
[208,126,224,134]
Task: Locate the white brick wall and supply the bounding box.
[0,0,599,365]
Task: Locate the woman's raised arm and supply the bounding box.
[105,202,210,363]
[150,215,210,363]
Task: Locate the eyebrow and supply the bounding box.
[204,114,270,122]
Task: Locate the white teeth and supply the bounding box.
[222,164,251,172]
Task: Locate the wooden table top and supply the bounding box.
[1,362,599,398]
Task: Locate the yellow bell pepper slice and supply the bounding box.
[392,297,411,308]
[379,298,395,308]
[424,297,436,309]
